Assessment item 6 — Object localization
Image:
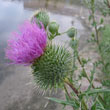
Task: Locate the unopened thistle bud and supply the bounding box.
[67,27,76,38]
[32,9,49,28]
[48,21,59,34]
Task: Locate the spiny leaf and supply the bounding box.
[80,89,110,96]
[46,97,79,108]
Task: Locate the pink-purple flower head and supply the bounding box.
[5,20,47,65]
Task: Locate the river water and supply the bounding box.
[0,0,90,110]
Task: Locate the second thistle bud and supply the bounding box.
[33,9,49,28]
[67,27,76,38]
[48,21,59,34]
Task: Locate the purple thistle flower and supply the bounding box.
[5,20,47,65]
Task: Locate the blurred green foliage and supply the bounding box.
[99,25,110,109]
[99,25,110,76]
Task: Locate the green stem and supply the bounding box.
[89,1,107,107]
[64,79,88,110]
[97,98,105,110]
[106,0,110,8]
[92,9,99,45]
[64,84,71,99]
[64,84,74,110]
[77,55,91,83]
[77,53,106,106]
[64,79,79,96]
[59,31,67,36]
[81,98,88,110]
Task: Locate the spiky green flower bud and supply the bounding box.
[48,21,59,34]
[67,27,76,38]
[33,9,49,28]
[31,44,72,89]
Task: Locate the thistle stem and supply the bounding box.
[64,84,74,110]
[88,1,106,106]
[64,79,79,96]
[81,98,88,110]
[64,79,88,110]
[77,53,106,106]
[59,31,67,36]
[106,0,110,8]
[93,16,99,45]
[64,84,71,99]
[77,55,91,84]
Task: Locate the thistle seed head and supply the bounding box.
[32,44,72,89]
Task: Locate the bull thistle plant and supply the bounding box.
[5,7,110,110]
